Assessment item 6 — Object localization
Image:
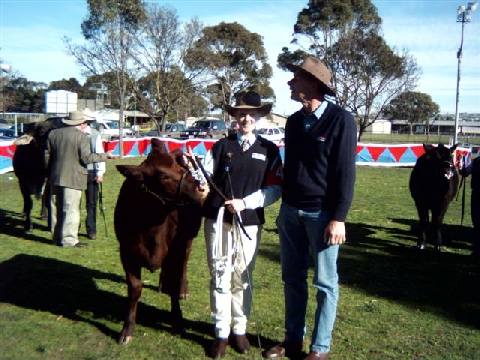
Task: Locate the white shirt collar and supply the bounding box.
[313,100,329,120]
[237,132,256,145]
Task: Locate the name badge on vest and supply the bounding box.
[252,153,266,161]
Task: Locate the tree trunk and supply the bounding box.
[357,125,366,142]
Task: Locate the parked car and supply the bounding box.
[92,120,133,140]
[179,119,227,139]
[0,127,15,139]
[145,123,186,138]
[257,126,284,144]
[0,124,16,139]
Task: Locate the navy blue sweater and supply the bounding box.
[203,135,280,225]
[282,102,357,221]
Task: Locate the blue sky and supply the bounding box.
[1,0,479,116]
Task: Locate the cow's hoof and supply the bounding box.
[417,244,425,250]
[118,334,132,345]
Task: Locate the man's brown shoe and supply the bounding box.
[263,341,303,359]
[209,338,228,359]
[304,351,329,360]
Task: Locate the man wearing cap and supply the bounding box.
[201,91,282,358]
[264,56,356,360]
[45,111,113,248]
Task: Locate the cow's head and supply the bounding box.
[423,143,458,180]
[117,138,209,205]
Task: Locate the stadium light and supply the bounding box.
[454,2,477,144]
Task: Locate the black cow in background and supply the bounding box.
[409,143,459,251]
[12,118,63,231]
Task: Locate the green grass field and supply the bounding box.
[0,160,479,360]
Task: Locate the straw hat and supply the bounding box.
[286,56,336,96]
[225,91,272,117]
[62,111,94,126]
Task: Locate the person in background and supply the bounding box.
[461,153,480,257]
[264,56,357,360]
[83,118,106,240]
[45,111,114,248]
[200,91,283,359]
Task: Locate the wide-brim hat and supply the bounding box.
[62,111,94,126]
[225,91,272,117]
[286,56,336,96]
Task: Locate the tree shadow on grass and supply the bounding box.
[258,220,480,329]
[0,208,51,244]
[343,221,480,329]
[0,254,213,352]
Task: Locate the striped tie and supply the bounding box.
[241,139,249,151]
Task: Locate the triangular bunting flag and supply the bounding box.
[410,145,425,159]
[388,147,408,161]
[122,140,136,156]
[356,147,373,162]
[137,139,149,156]
[399,147,419,163]
[203,140,216,152]
[367,146,386,161]
[377,148,396,162]
[167,140,183,152]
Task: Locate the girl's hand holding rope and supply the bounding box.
[225,198,246,214]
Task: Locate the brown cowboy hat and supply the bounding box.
[62,111,94,126]
[225,91,272,117]
[286,56,336,96]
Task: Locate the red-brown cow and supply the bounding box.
[114,138,208,344]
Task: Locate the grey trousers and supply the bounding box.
[50,185,82,247]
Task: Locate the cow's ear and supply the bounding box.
[116,165,146,182]
[423,144,434,152]
[151,138,167,153]
[450,143,459,153]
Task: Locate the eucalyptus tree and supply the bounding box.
[65,0,146,156]
[329,30,419,139]
[3,76,46,113]
[129,5,205,132]
[278,0,419,140]
[186,22,274,119]
[384,91,439,135]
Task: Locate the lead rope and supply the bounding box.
[225,168,263,358]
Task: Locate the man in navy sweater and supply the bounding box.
[264,56,357,360]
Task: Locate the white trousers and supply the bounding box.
[50,186,82,247]
[204,212,261,339]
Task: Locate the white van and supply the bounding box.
[93,120,133,140]
[257,126,284,144]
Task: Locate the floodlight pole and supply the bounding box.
[454,2,477,144]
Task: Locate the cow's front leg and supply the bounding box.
[432,209,446,252]
[20,184,33,231]
[119,265,142,345]
[170,294,185,334]
[415,203,429,250]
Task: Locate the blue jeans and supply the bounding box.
[277,202,339,353]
